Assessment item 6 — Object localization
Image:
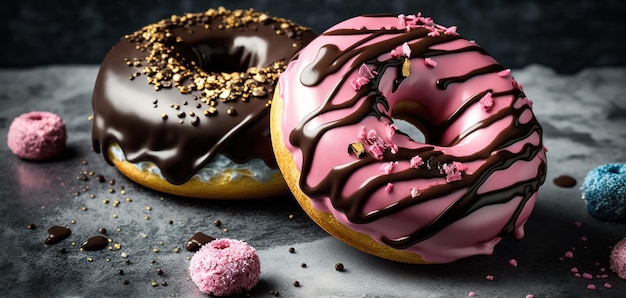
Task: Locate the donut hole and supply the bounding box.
[604,164,626,175]
[26,114,43,121]
[183,36,269,73]
[212,239,231,250]
[391,101,434,144]
[393,118,426,143]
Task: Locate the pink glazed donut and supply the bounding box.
[270,13,548,263]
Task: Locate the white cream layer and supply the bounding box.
[110,144,278,183]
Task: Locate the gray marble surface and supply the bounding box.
[1,65,626,297]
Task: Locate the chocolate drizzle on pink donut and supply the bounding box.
[285,14,547,254]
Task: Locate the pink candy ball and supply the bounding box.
[610,237,626,280]
[7,111,66,160]
[189,238,260,296]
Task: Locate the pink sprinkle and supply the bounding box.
[574,221,582,228]
[441,161,467,182]
[574,273,581,277]
[368,144,384,160]
[444,25,458,35]
[570,267,579,273]
[508,259,518,267]
[358,126,367,139]
[598,274,608,279]
[380,161,397,174]
[564,251,574,258]
[582,273,593,280]
[350,64,378,90]
[427,30,440,37]
[359,64,377,79]
[600,267,606,272]
[587,284,596,290]
[479,92,494,111]
[410,155,424,168]
[410,187,420,198]
[603,282,612,289]
[424,57,437,67]
[385,183,394,193]
[497,69,511,77]
[391,42,412,59]
[581,236,588,241]
[367,129,378,140]
[485,275,494,281]
[468,291,476,297]
[525,295,534,298]
[350,76,369,91]
[387,123,398,139]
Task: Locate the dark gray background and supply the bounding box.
[2,0,625,73]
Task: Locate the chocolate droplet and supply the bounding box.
[553,175,577,188]
[45,226,71,245]
[81,235,109,251]
[185,232,216,252]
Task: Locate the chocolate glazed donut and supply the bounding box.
[92,8,316,198]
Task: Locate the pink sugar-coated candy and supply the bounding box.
[189,238,260,296]
[610,237,626,280]
[7,111,66,160]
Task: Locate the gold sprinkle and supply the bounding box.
[173,247,180,253]
[145,216,150,220]
[113,214,118,218]
[71,219,76,224]
[146,206,152,211]
[102,199,109,204]
[87,257,94,262]
[161,113,168,120]
[402,58,411,77]
[152,248,159,253]
[348,142,367,158]
[288,214,295,220]
[121,252,129,258]
[125,197,132,202]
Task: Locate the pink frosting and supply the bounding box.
[277,14,547,263]
[189,238,260,296]
[7,111,66,160]
[610,237,626,280]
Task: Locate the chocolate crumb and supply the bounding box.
[293,281,300,287]
[335,263,345,271]
[26,224,36,230]
[301,263,307,268]
[99,228,107,234]
[58,247,66,254]
[288,247,295,253]
[95,175,105,183]
[161,281,168,287]
[214,220,222,227]
[123,280,129,285]
[157,268,164,275]
[118,269,124,275]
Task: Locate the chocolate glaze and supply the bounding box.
[45,226,71,245]
[553,175,577,188]
[290,21,546,248]
[185,232,216,252]
[80,235,109,251]
[92,8,316,184]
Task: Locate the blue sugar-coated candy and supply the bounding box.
[581,163,626,221]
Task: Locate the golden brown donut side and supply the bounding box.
[270,86,427,263]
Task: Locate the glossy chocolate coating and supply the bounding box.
[92,8,316,184]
